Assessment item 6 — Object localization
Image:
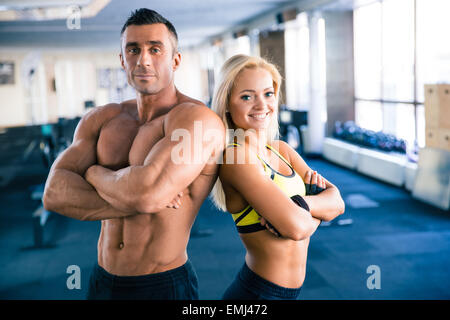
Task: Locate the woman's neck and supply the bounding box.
[242,128,268,156]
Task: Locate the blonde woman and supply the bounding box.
[210,54,345,300]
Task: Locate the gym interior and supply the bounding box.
[0,0,449,300]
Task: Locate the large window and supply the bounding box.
[354,0,450,149]
[354,2,382,101]
[416,0,450,103]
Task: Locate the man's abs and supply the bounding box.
[97,205,196,276]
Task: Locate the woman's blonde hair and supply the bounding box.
[210,54,282,211]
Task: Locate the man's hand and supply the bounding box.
[84,164,97,183]
[166,192,183,209]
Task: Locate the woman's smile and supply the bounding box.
[248,112,271,120]
[228,67,277,131]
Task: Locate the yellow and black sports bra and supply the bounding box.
[227,143,307,234]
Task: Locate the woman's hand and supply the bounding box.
[259,170,327,237]
[166,192,183,209]
[260,216,281,237]
[304,170,326,195]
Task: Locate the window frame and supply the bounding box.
[354,0,423,148]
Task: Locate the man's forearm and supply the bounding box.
[85,165,145,213]
[85,163,172,214]
[43,168,136,221]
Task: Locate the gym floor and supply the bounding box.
[0,140,449,300]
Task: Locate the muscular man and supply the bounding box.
[43,8,225,300]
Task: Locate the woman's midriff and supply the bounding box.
[240,230,310,288]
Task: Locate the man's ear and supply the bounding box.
[119,52,126,70]
[172,52,181,71]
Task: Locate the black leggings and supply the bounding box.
[222,262,302,300]
[87,260,199,300]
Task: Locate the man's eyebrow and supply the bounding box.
[125,41,138,48]
[146,40,164,46]
[125,40,164,48]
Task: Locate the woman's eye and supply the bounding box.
[265,92,274,97]
[241,95,251,101]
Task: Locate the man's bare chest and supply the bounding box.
[96,113,165,170]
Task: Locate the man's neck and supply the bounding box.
[136,85,179,123]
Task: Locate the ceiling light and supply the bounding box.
[0,0,110,21]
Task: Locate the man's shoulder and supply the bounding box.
[164,99,225,149]
[172,100,209,115]
[84,102,126,118]
[168,99,223,127]
[84,101,135,121]
[77,102,132,135]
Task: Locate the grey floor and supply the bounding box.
[0,140,449,300]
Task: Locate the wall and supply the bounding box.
[0,51,28,127]
[0,45,213,128]
[174,48,209,103]
[0,48,127,127]
[324,10,355,136]
[259,30,287,105]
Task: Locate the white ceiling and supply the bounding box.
[0,0,92,10]
[0,0,360,50]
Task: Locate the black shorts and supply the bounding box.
[87,260,199,300]
[222,262,302,300]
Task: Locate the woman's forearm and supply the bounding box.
[304,187,345,221]
[310,217,322,235]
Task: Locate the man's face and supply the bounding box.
[120,23,180,95]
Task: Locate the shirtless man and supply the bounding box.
[43,8,225,300]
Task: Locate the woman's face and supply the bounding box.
[228,67,276,131]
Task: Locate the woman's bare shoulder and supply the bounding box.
[271,140,295,161]
[220,143,263,179]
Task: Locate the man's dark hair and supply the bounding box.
[120,8,178,50]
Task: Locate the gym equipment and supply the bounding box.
[333,121,407,154]
[30,118,80,248]
[278,108,307,154]
[412,147,450,211]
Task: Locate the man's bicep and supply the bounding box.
[138,104,224,201]
[51,138,97,175]
[51,111,101,175]
[141,135,208,200]
[166,103,225,161]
